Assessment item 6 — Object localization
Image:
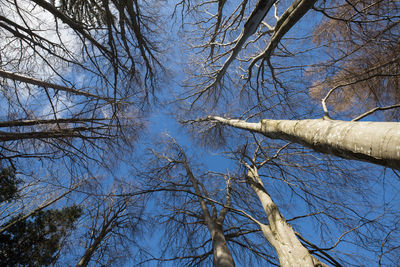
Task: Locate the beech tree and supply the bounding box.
[227,137,394,266]
[177,0,400,265]
[139,138,278,266]
[240,147,330,267]
[182,0,400,170]
[203,116,400,171]
[1,0,399,266]
[141,131,400,266]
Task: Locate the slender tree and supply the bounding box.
[146,138,236,266]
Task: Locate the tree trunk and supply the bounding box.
[178,147,236,267]
[208,116,400,170]
[210,223,236,267]
[247,166,326,267]
[76,210,118,267]
[76,227,110,267]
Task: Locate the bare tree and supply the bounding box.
[75,191,145,267]
[241,150,329,267]
[145,138,235,266]
[310,0,400,120]
[226,134,400,266]
[0,0,164,168]
[0,2,167,264]
[2,0,399,266]
[180,0,318,106]
[139,137,281,266]
[172,1,400,265]
[180,0,400,171]
[179,0,400,117]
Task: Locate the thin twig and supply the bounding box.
[352,104,400,121]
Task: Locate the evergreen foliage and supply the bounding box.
[0,168,82,266]
[0,167,21,203]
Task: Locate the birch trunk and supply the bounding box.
[247,166,327,267]
[208,116,400,170]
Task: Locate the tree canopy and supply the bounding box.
[0,0,399,266]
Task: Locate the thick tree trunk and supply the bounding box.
[208,116,400,170]
[247,166,326,267]
[210,223,236,267]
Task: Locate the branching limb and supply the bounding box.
[248,0,317,79]
[295,232,341,267]
[198,0,277,97]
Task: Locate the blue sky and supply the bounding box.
[1,0,399,266]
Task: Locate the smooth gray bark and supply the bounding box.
[208,116,400,170]
[249,0,317,71]
[246,165,327,267]
[210,223,236,267]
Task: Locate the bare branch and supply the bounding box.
[249,0,317,77]
[0,69,114,102]
[352,104,400,121]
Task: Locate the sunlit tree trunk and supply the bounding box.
[246,165,328,267]
[208,116,400,170]
[76,238,103,267]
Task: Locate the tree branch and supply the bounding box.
[0,69,114,102]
